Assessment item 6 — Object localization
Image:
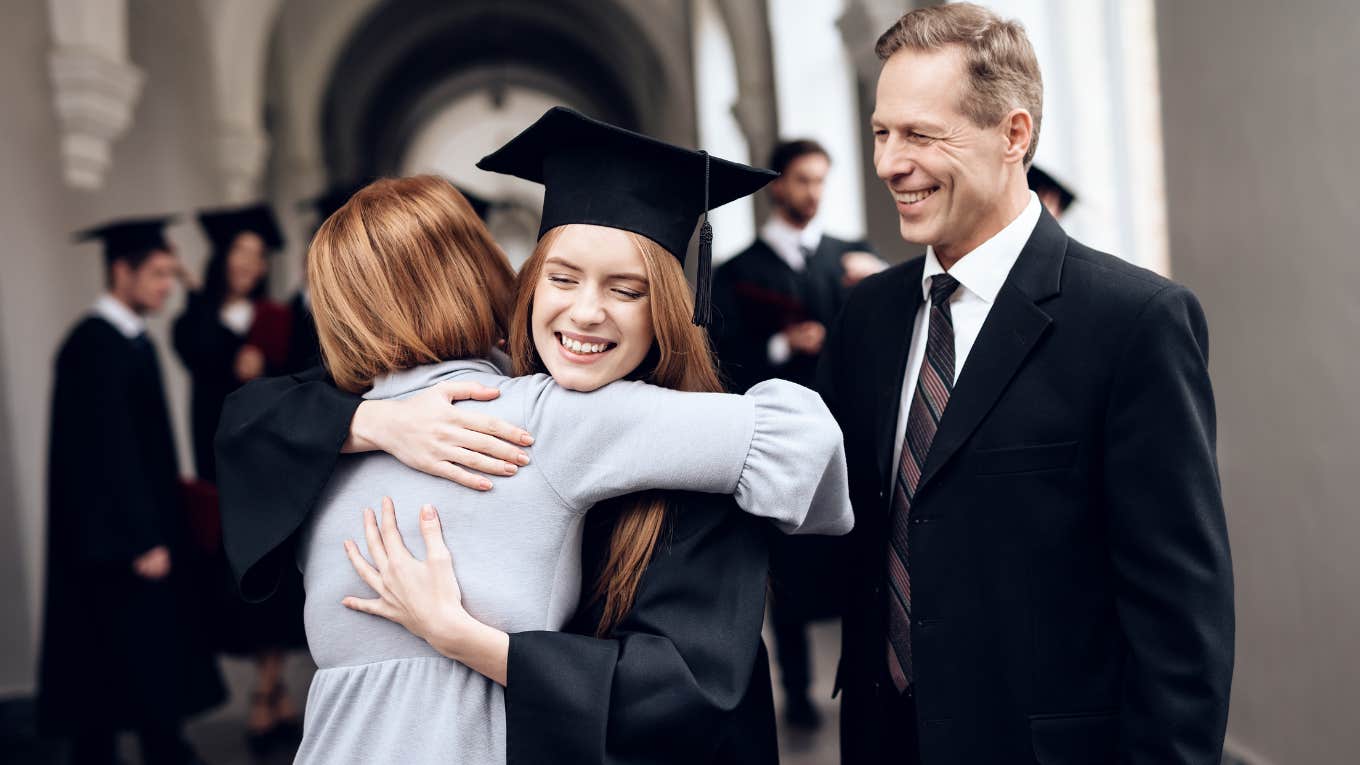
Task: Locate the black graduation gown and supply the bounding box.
[711,234,872,622]
[283,291,321,374]
[214,368,779,763]
[172,291,249,483]
[505,497,777,765]
[38,316,224,735]
[173,292,307,654]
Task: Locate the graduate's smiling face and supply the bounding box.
[531,224,655,392]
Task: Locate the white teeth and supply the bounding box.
[559,334,610,354]
[894,188,937,204]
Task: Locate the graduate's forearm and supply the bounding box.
[428,616,510,686]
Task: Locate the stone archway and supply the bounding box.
[316,0,694,188]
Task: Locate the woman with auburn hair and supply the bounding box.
[218,129,850,765]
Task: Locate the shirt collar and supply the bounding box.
[92,294,146,339]
[920,191,1042,304]
[761,214,823,271]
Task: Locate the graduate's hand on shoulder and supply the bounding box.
[351,381,534,491]
[132,545,171,580]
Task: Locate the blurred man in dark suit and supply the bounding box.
[712,139,882,729]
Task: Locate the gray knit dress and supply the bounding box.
[294,358,852,764]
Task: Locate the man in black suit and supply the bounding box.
[712,139,881,728]
[820,5,1234,764]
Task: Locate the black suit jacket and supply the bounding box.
[713,233,871,392]
[819,210,1233,764]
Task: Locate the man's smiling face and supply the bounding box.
[873,44,1021,264]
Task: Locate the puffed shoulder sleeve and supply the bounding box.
[736,379,852,535]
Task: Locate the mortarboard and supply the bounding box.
[476,106,777,325]
[198,203,285,253]
[1027,165,1078,213]
[303,185,365,225]
[75,216,177,266]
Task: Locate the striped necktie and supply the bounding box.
[886,272,960,693]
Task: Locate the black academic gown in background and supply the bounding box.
[712,233,871,393]
[173,291,251,484]
[283,291,321,374]
[711,233,872,699]
[38,316,224,735]
[214,367,779,763]
[173,291,307,656]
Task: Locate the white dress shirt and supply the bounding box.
[220,300,255,337]
[890,192,1042,474]
[92,294,146,339]
[760,215,824,364]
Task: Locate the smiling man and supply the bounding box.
[817,5,1234,764]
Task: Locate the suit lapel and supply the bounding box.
[873,260,925,493]
[916,209,1068,493]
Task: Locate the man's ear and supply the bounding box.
[109,258,132,290]
[1001,108,1034,164]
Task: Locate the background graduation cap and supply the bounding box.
[198,203,285,253]
[476,106,777,325]
[75,216,177,266]
[1027,165,1078,215]
[301,184,366,226]
[303,179,490,226]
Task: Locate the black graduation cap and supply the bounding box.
[303,185,365,224]
[198,203,285,253]
[1027,165,1077,213]
[457,186,491,221]
[476,106,777,325]
[75,216,177,265]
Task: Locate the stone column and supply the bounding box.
[46,0,143,190]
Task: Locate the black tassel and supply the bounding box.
[693,150,714,326]
[693,220,714,326]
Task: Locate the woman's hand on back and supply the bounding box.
[342,497,510,685]
[346,381,534,491]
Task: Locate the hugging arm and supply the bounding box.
[214,366,527,600]
[531,378,853,535]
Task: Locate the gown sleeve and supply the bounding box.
[505,493,777,765]
[214,366,362,600]
[530,377,853,535]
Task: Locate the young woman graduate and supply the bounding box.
[171,203,305,751]
[215,108,848,764]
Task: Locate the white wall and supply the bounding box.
[693,0,756,263]
[768,0,869,241]
[0,0,222,696]
[965,0,1169,274]
[1156,1,1360,763]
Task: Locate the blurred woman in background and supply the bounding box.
[172,204,304,754]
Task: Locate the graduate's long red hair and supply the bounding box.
[509,226,724,635]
